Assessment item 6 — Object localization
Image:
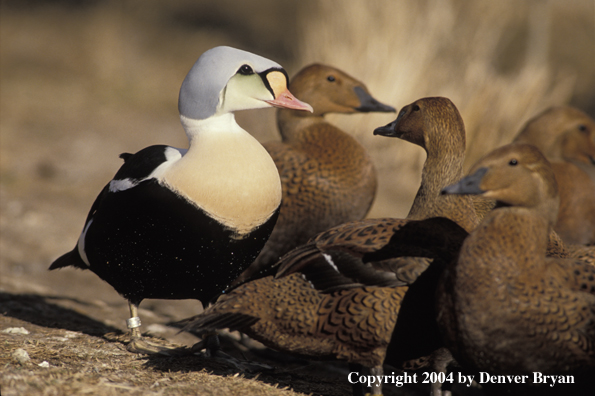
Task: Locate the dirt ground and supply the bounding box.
[0,286,481,396]
[0,297,382,396]
[1,1,593,395]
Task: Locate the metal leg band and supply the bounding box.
[126,316,142,329]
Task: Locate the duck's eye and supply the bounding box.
[237,64,254,75]
[327,75,336,82]
[578,124,588,133]
[509,159,518,166]
[412,104,420,112]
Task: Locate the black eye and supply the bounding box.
[237,64,254,75]
[509,159,518,166]
[578,124,588,133]
[327,75,336,82]
[412,104,420,111]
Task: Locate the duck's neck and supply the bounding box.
[181,113,238,143]
[408,146,478,232]
[276,108,325,143]
[276,108,374,185]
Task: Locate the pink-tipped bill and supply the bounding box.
[264,70,313,112]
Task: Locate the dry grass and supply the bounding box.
[294,0,591,216]
[0,317,305,396]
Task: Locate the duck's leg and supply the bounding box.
[348,364,383,396]
[430,348,454,396]
[368,366,383,396]
[190,332,272,372]
[188,330,217,353]
[125,301,188,356]
[431,382,452,396]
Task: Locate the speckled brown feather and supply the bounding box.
[565,243,595,266]
[260,122,378,258]
[277,217,468,291]
[439,143,595,393]
[181,273,405,368]
[235,65,394,284]
[514,106,595,245]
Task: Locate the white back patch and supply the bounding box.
[109,147,185,193]
[109,179,136,193]
[149,147,185,180]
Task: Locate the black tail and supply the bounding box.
[49,249,88,270]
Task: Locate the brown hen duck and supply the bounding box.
[514,106,595,245]
[440,143,595,395]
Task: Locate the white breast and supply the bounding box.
[160,114,282,237]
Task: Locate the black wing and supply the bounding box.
[49,145,173,270]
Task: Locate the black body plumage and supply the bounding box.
[50,145,280,306]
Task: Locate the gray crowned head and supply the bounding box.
[178,46,312,120]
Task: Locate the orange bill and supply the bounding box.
[264,71,313,112]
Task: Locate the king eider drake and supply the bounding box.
[49,46,313,354]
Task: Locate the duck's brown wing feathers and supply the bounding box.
[276,217,469,293]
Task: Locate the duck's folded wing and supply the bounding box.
[276,217,468,292]
[49,145,179,271]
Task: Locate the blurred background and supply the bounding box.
[1,0,594,299]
